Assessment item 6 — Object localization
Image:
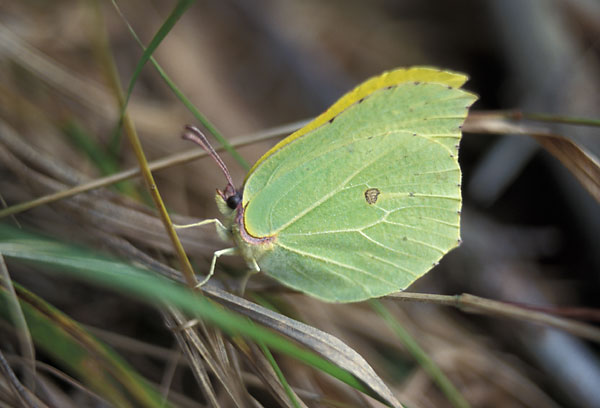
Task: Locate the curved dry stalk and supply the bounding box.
[465,112,600,203]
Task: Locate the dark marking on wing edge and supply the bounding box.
[364,188,381,204]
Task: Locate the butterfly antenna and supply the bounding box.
[182,125,236,189]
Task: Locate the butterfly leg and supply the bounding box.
[174,218,226,230]
[237,259,261,296]
[174,218,231,242]
[195,247,237,288]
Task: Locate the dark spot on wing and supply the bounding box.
[364,188,381,204]
[329,117,335,124]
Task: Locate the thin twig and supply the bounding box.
[388,292,600,343]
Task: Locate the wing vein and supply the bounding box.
[277,242,400,287]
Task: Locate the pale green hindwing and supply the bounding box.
[242,78,477,302]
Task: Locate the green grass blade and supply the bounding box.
[371,300,470,408]
[109,0,195,151]
[122,0,196,108]
[259,341,303,408]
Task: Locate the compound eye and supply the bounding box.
[226,190,242,209]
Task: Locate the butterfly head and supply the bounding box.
[216,183,242,214]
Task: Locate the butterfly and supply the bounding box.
[182,67,476,302]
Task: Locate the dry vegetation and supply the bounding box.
[1,1,600,407]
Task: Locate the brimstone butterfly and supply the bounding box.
[182,67,477,303]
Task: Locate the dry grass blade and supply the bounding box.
[458,293,600,342]
[0,255,36,391]
[531,134,600,202]
[162,310,220,407]
[0,350,38,408]
[388,292,600,343]
[464,112,600,203]
[202,287,403,408]
[164,308,251,408]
